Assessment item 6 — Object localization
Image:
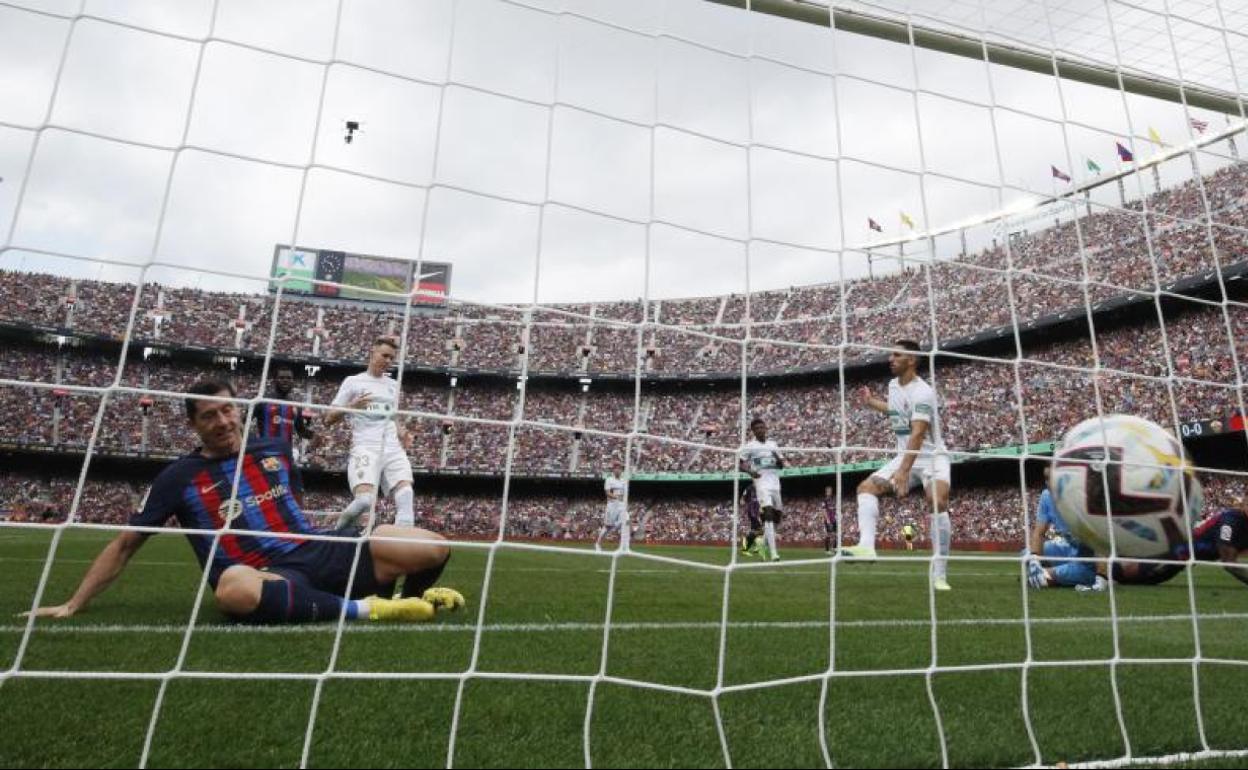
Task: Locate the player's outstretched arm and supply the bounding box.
[21,530,148,618]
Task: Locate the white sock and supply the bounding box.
[394,486,415,527]
[620,520,631,550]
[337,493,375,529]
[933,511,952,580]
[764,520,777,557]
[857,493,879,549]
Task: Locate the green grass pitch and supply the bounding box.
[1,529,1246,768]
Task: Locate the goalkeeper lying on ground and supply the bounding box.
[1025,469,1103,591]
[23,380,464,625]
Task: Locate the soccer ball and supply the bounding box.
[1048,414,1203,558]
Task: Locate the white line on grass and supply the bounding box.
[2,612,1245,635]
[0,557,1009,578]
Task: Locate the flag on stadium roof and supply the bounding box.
[1086,158,1101,174]
[1116,142,1134,162]
[1190,117,1209,134]
[1051,165,1071,182]
[868,217,883,232]
[900,211,915,229]
[1148,126,1165,146]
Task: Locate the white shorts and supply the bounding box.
[348,446,413,495]
[755,487,783,512]
[871,453,951,492]
[605,502,629,528]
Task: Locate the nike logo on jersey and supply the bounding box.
[199,480,224,495]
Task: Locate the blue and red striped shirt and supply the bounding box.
[255,402,305,444]
[129,438,315,585]
[1174,509,1248,561]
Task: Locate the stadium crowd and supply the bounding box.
[4,468,1246,550]
[4,163,1247,378]
[0,293,1243,475]
[3,160,1248,546]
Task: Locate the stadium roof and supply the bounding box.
[714,0,1248,114]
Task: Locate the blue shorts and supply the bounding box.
[1042,539,1097,587]
[264,527,381,598]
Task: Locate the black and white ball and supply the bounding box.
[1049,415,1203,558]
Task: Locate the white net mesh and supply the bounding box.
[3,0,1248,766]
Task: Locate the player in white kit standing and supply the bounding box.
[844,339,953,591]
[739,417,786,562]
[325,337,417,529]
[596,460,630,553]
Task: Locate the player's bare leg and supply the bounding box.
[927,480,952,590]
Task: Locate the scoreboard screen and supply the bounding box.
[270,245,450,306]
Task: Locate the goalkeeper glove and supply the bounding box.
[1025,556,1050,589]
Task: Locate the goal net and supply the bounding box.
[1,0,1247,766]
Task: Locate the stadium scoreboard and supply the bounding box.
[270,245,450,305]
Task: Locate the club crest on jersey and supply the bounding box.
[218,498,244,522]
[261,457,282,472]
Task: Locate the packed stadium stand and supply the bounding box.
[4,161,1248,546]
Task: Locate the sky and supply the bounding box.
[0,0,1244,307]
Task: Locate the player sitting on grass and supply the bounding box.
[23,380,464,625]
[1025,471,1102,591]
[1035,497,1248,591]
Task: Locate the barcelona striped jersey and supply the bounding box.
[128,437,316,585]
[255,402,305,444]
[823,498,837,527]
[1174,509,1248,561]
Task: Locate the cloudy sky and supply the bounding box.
[0,0,1244,307]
